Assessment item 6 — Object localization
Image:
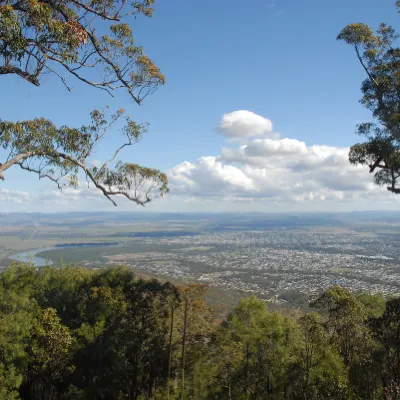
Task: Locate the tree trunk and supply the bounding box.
[167,305,174,400]
[131,351,139,400]
[181,299,188,400]
[246,341,250,394]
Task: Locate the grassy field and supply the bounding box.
[35,242,185,264]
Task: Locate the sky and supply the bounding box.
[1,0,400,213]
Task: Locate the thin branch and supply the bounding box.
[97,138,132,176]
[68,0,124,21]
[354,45,380,90]
[43,65,73,92]
[17,162,65,190]
[86,30,142,104]
[42,52,115,96]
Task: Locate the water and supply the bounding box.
[9,242,124,267]
[55,242,120,248]
[10,247,55,267]
[8,231,199,267]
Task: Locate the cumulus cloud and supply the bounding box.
[2,110,399,212]
[167,111,396,208]
[169,156,256,197]
[217,110,277,139]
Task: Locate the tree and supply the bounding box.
[209,296,299,400]
[0,0,168,206]
[0,264,38,399]
[0,108,168,206]
[310,287,381,398]
[337,2,400,194]
[22,308,73,400]
[0,264,400,399]
[292,312,348,400]
[0,0,164,103]
[311,286,372,368]
[176,285,216,400]
[369,298,400,394]
[32,266,182,399]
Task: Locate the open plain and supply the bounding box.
[2,212,400,308]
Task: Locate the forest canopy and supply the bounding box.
[0,264,398,399]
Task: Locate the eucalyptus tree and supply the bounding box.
[0,0,168,206]
[338,2,400,194]
[369,298,400,394]
[0,0,164,101]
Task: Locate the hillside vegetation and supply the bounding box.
[0,265,399,399]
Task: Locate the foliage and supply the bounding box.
[369,298,400,396]
[0,108,168,206]
[0,264,398,399]
[291,312,348,399]
[0,0,167,206]
[0,0,164,102]
[338,2,400,194]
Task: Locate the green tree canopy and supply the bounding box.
[338,2,400,194]
[0,0,164,102]
[0,0,168,206]
[0,108,168,206]
[0,264,399,399]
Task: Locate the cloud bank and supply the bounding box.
[167,110,399,210]
[2,110,399,212]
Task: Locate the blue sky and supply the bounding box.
[1,0,400,212]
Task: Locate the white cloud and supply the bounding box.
[217,110,277,139]
[169,156,256,196]
[38,185,114,208]
[0,184,112,212]
[0,189,32,204]
[2,110,400,212]
[167,111,399,210]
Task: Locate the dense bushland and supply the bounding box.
[0,264,399,399]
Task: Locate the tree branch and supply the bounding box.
[17,162,65,190]
[369,156,384,173]
[68,0,123,21]
[0,152,37,180]
[354,45,380,90]
[0,66,40,86]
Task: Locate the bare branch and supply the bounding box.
[17,162,66,190]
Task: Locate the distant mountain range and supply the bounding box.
[2,211,400,230]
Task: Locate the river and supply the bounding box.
[9,242,124,267]
[9,247,55,267]
[8,232,199,267]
